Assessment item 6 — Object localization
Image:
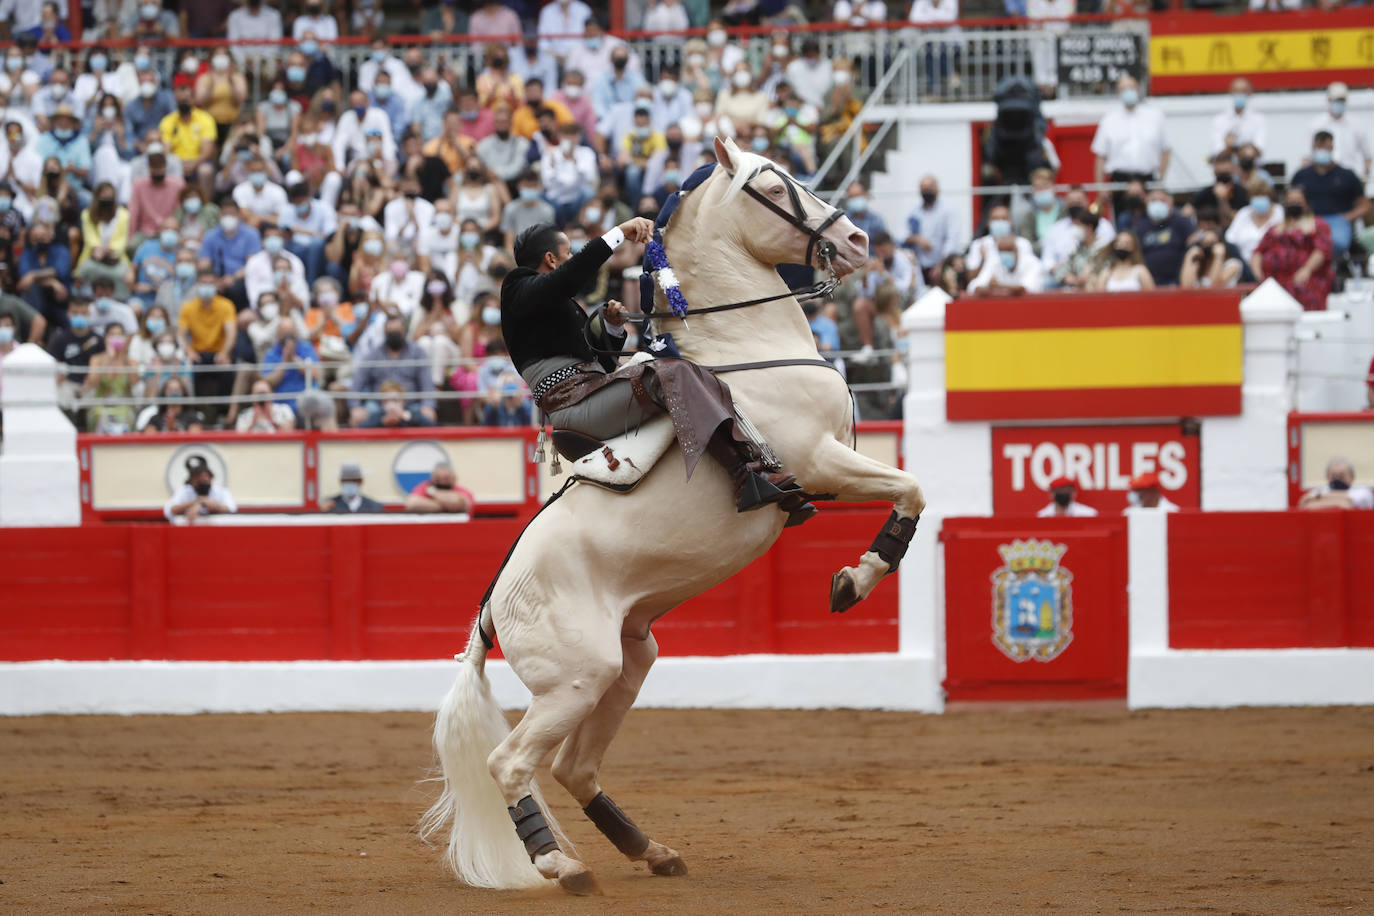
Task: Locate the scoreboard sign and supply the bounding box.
[1057,33,1143,94]
[992,423,1201,515]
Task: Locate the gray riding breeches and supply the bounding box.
[522,356,661,442]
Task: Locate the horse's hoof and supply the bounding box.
[557,867,603,896]
[830,569,861,614]
[650,855,689,877]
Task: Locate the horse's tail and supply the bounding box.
[419,607,550,889]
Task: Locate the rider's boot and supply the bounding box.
[707,435,815,522]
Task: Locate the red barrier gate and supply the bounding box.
[942,516,1128,700]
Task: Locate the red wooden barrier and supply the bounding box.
[0,509,897,662]
[941,516,1128,701]
[1168,511,1374,650]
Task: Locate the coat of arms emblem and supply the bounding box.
[990,539,1074,662]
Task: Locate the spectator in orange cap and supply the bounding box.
[1126,472,1179,512]
[1037,476,1098,517]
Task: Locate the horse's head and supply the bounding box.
[709,136,869,278]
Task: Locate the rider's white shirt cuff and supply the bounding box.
[603,316,627,337]
[600,226,625,249]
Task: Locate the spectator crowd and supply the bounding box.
[0,1,1368,438]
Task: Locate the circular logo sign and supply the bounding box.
[391,440,449,498]
[164,443,228,496]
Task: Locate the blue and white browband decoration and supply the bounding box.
[643,240,689,319]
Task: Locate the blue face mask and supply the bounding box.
[269,89,287,106]
[663,170,681,186]
[1330,99,1346,117]
[1231,93,1247,111]
[175,262,195,280]
[160,229,178,249]
[237,148,253,163]
[287,66,307,84]
[0,325,15,344]
[0,196,11,213]
[263,234,284,254]
[197,283,216,300]
[1312,148,1333,166]
[374,84,391,101]
[340,481,361,499]
[135,53,151,71]
[371,49,388,63]
[301,40,319,57]
[183,197,202,214]
[460,231,480,250]
[988,218,1011,238]
[586,37,601,50]
[569,238,587,253]
[53,128,75,142]
[90,54,108,72]
[750,136,769,152]
[998,251,1017,270]
[1032,189,1055,209]
[1146,199,1170,222]
[519,187,540,201]
[70,314,91,331]
[1250,196,1272,216]
[146,317,166,334]
[848,195,868,214]
[249,171,266,188]
[4,57,21,73]
[1120,87,1139,107]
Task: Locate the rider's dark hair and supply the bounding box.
[514,223,562,270]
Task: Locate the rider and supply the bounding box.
[501,219,813,521]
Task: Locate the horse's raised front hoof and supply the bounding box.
[557,866,603,896]
[830,569,861,614]
[641,840,688,877]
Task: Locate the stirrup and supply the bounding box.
[736,472,801,513]
[784,502,819,528]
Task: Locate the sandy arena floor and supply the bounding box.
[1,705,1371,914]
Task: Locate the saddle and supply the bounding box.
[552,414,678,492]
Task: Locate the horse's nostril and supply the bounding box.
[848,231,867,250]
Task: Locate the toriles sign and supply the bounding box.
[991,423,1200,515]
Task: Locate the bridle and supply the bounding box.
[638,164,842,320]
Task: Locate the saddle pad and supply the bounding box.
[571,413,677,493]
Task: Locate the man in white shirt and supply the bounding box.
[291,1,337,40]
[277,182,336,284]
[562,18,638,88]
[537,0,593,62]
[368,260,425,318]
[1037,477,1098,517]
[1039,186,1115,279]
[244,224,307,308]
[966,202,1036,274]
[358,40,420,105]
[1124,472,1180,513]
[1210,77,1266,157]
[382,175,435,252]
[225,0,284,68]
[784,39,832,109]
[232,159,289,228]
[968,235,1044,296]
[650,67,694,135]
[540,123,598,224]
[1299,456,1374,510]
[333,90,396,170]
[418,196,460,283]
[1310,82,1371,179]
[164,455,236,522]
[30,66,83,130]
[1092,74,1171,211]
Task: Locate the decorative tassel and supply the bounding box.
[550,450,562,477]
[534,421,548,464]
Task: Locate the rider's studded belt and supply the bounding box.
[532,364,587,404]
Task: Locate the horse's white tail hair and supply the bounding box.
[418,610,568,889]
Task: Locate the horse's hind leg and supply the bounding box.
[552,633,687,877]
[797,437,926,613]
[487,639,622,896]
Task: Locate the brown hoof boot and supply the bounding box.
[830,569,861,614]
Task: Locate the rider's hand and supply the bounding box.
[604,299,628,327]
[618,217,655,245]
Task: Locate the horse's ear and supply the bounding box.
[713,136,738,175]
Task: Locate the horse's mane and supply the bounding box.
[720,148,783,202]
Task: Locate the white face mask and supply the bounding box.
[259,303,279,322]
[564,83,583,99]
[658,79,677,96]
[434,212,453,231]
[212,54,230,71]
[732,70,751,89]
[707,29,726,48]
[833,70,853,86]
[156,341,176,360]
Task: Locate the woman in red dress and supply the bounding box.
[1252,187,1333,312]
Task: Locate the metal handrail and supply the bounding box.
[812,45,912,201]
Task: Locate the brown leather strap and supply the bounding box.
[704,358,839,374]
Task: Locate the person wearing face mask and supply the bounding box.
[198,200,262,312]
[1192,151,1250,227]
[1221,178,1280,268]
[540,123,598,225]
[784,38,833,110]
[33,68,85,130]
[1290,130,1369,259]
[259,314,320,415]
[292,0,338,41]
[159,83,217,174]
[590,44,645,116]
[333,89,397,171]
[368,250,425,320]
[1210,77,1266,158]
[1015,168,1062,256]
[1232,142,1272,194]
[446,88,491,147]
[1298,456,1374,510]
[164,455,237,522]
[504,218,813,521]
[381,177,435,252]
[0,121,41,207]
[125,0,180,40]
[178,266,239,420]
[1253,187,1334,312]
[47,295,105,390]
[18,220,72,323]
[1089,230,1154,292]
[1309,82,1370,180]
[153,249,199,315]
[34,104,91,195]
[127,74,175,149]
[511,77,574,142]
[1126,188,1194,287]
[1050,206,1109,290]
[500,170,556,249]
[349,313,436,427]
[322,462,385,514]
[903,174,962,280]
[1092,75,1171,216]
[842,180,888,253]
[475,104,531,187]
[406,68,454,144]
[81,322,138,433]
[535,0,593,63]
[512,31,559,95]
[126,149,184,246]
[276,182,336,284]
[75,183,132,296]
[469,0,521,37]
[368,73,411,145]
[642,124,701,203]
[550,71,594,140]
[965,203,1031,274]
[245,223,308,309]
[716,65,769,133]
[225,0,285,71]
[86,275,140,335]
[1037,477,1098,518]
[617,104,665,205]
[174,183,218,242]
[410,270,465,386]
[127,302,171,366]
[968,233,1044,296]
[193,48,246,145]
[476,44,524,113]
[232,158,289,229]
[418,197,461,282]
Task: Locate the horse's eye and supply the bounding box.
[772,186,783,196]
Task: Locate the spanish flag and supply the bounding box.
[944,291,1243,421]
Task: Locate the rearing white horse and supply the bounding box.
[422,137,926,895]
